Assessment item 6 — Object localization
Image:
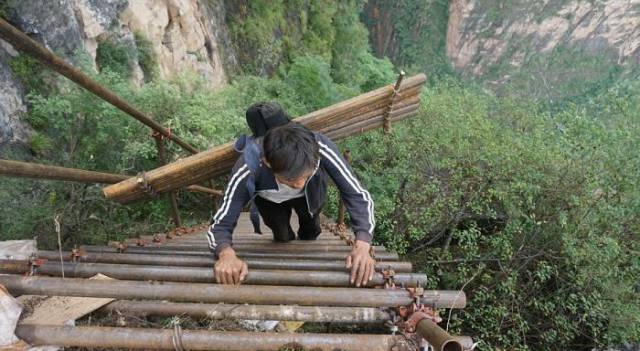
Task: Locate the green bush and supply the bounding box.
[485,45,633,112]
[95,38,135,77]
[284,55,341,110]
[28,132,53,155]
[360,0,454,78]
[134,32,158,82]
[226,0,384,81]
[9,54,50,95]
[0,0,17,19]
[338,78,640,349]
[226,0,288,75]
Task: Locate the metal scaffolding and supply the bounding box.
[1,214,472,350]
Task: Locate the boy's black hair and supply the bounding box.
[263,123,319,180]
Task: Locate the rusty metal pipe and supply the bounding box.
[416,319,464,351]
[0,275,466,308]
[82,243,387,253]
[80,246,400,261]
[140,235,346,245]
[0,259,31,271]
[37,251,413,272]
[154,134,182,227]
[167,240,350,246]
[10,261,426,287]
[162,238,349,245]
[114,237,360,244]
[159,235,346,242]
[186,185,224,196]
[452,336,475,350]
[102,300,392,323]
[15,324,402,351]
[0,159,127,183]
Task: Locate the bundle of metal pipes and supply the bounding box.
[0,213,472,350]
[102,72,426,203]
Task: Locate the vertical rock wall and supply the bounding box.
[446,0,640,76]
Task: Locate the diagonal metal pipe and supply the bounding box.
[0,159,127,183]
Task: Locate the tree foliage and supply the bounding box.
[336,78,640,349]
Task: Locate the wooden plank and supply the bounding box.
[17,274,114,326]
[279,321,305,332]
[0,340,29,351]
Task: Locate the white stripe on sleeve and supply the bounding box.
[318,142,375,233]
[207,164,250,249]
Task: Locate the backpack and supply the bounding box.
[245,102,291,137]
[231,102,291,234]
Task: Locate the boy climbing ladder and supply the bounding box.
[207,102,376,287]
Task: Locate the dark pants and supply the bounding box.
[254,195,322,242]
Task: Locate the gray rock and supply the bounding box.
[200,0,238,75]
[84,0,128,29]
[11,0,84,58]
[0,40,29,152]
[445,0,640,77]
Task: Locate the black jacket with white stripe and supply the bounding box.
[206,132,375,256]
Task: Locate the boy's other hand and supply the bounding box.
[346,240,375,287]
[214,247,248,284]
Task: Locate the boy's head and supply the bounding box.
[262,123,319,189]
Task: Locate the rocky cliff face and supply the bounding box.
[0,0,235,151]
[118,0,231,86]
[446,0,640,76]
[0,39,27,150]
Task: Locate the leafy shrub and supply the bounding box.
[226,0,384,82]
[134,32,158,82]
[95,38,135,77]
[226,0,288,75]
[284,55,341,110]
[0,0,17,19]
[338,78,640,349]
[9,54,51,95]
[361,0,454,78]
[27,132,53,155]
